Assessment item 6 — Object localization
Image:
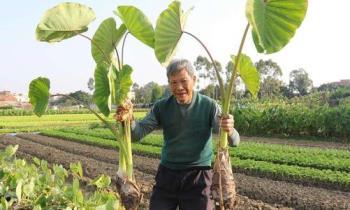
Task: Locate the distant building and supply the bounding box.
[0,91,17,101]
[325,79,350,87]
[14,93,28,103]
[336,79,350,86]
[50,94,64,102]
[0,91,18,107]
[0,91,31,109]
[48,94,64,108]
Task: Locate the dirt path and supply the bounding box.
[1,134,350,210]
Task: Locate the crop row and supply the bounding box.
[58,127,163,147]
[0,108,149,116]
[39,129,350,190]
[0,113,146,123]
[56,127,350,172]
[4,103,350,141]
[39,130,161,157]
[229,145,350,173]
[0,113,147,133]
[0,114,100,122]
[234,103,350,141]
[1,120,100,129]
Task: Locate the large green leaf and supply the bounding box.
[16,180,23,203]
[93,63,130,115]
[91,18,127,65]
[93,63,111,117]
[116,6,154,48]
[96,200,119,210]
[231,54,260,97]
[108,65,118,105]
[69,162,83,178]
[5,145,19,158]
[72,178,84,204]
[91,174,111,189]
[114,65,133,105]
[36,2,95,43]
[154,1,192,65]
[28,77,50,117]
[246,0,308,54]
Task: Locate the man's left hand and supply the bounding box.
[220,114,234,136]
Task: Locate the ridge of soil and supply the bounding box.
[18,133,349,191]
[1,134,350,210]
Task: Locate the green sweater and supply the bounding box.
[131,91,240,170]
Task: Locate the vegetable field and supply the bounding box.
[1,117,349,209]
[2,0,349,208]
[0,112,146,134]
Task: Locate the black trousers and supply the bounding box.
[149,164,213,210]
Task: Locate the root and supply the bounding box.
[211,148,237,209]
[116,174,142,210]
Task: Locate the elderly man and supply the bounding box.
[118,58,239,210]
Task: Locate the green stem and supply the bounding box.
[121,32,130,67]
[117,123,128,171]
[78,33,111,65]
[183,31,225,99]
[117,123,124,171]
[123,118,133,180]
[50,94,117,134]
[115,47,122,71]
[219,23,250,148]
[119,144,126,172]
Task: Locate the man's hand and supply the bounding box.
[114,100,133,122]
[220,114,234,136]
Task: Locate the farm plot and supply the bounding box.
[1,132,350,210]
[1,134,285,210]
[0,112,146,134]
[41,127,350,191]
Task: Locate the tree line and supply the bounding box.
[194,55,349,107]
[51,56,349,108]
[194,55,314,99]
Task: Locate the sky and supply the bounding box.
[1,0,349,95]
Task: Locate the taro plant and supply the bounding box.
[151,0,308,209]
[0,145,119,209]
[30,2,155,209]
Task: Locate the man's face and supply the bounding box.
[169,68,196,104]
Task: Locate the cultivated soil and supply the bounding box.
[0,133,349,210]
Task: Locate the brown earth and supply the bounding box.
[1,133,350,210]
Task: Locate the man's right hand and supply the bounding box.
[114,100,133,122]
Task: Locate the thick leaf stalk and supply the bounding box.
[219,23,250,148]
[122,119,133,179]
[212,24,250,210]
[115,105,142,210]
